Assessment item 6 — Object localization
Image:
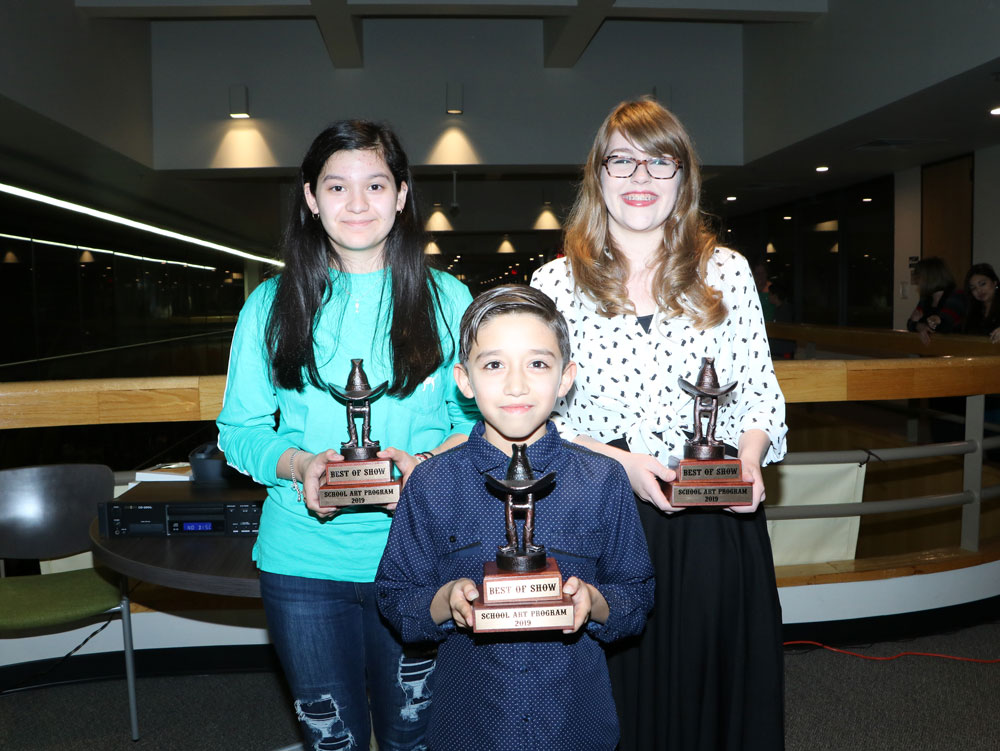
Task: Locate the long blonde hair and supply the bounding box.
[563,99,725,329]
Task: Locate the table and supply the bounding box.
[90,482,265,598]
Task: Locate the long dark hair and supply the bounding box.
[963,262,1000,333]
[265,120,447,397]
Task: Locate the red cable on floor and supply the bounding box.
[784,640,1000,664]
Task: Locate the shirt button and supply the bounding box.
[522,715,529,722]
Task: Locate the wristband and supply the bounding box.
[414,451,434,463]
[289,449,304,503]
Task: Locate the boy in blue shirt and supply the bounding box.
[376,284,654,751]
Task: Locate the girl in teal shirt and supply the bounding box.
[217,120,475,751]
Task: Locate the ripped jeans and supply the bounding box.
[261,572,434,751]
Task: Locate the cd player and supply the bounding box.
[98,500,262,537]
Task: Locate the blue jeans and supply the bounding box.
[260,572,435,751]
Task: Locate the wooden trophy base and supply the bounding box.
[472,558,574,633]
[472,594,574,633]
[319,457,400,507]
[662,458,752,507]
[481,558,564,604]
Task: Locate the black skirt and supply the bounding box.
[605,438,785,751]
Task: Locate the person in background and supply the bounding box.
[768,278,793,324]
[531,98,787,751]
[963,262,1000,434]
[767,279,796,359]
[216,120,476,751]
[962,263,1000,344]
[752,258,776,322]
[907,257,966,345]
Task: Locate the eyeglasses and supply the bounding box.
[602,155,683,180]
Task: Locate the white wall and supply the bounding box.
[0,0,153,165]
[893,166,921,330]
[0,610,269,667]
[743,0,1000,161]
[150,18,743,170]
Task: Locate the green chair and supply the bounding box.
[0,464,138,740]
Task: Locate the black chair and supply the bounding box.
[0,464,139,740]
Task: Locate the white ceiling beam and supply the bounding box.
[310,0,363,68]
[76,1,313,19]
[543,0,613,69]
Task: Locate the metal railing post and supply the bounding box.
[961,393,984,552]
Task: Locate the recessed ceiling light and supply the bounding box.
[815,166,829,173]
[862,197,873,202]
[991,106,1000,116]
[783,216,792,221]
[725,196,737,202]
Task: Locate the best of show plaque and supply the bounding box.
[472,445,574,633]
[319,359,401,507]
[661,357,753,507]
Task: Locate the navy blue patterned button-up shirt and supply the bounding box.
[377,421,654,751]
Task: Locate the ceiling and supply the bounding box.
[3,1,999,261]
[706,58,1000,217]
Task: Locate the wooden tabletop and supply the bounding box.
[90,482,264,598]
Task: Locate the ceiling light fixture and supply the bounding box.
[0,232,218,270]
[0,183,281,266]
[446,82,463,115]
[229,85,250,119]
[533,204,561,230]
[815,165,829,173]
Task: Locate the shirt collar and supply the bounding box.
[467,420,562,479]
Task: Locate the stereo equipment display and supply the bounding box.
[99,501,262,538]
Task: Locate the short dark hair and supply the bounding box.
[459,284,570,365]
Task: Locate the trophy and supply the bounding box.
[318,359,401,507]
[661,357,752,507]
[471,444,574,633]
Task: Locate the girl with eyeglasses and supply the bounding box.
[532,99,787,751]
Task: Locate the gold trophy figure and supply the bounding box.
[472,445,574,633]
[318,359,401,507]
[663,357,753,507]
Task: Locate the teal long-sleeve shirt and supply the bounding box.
[217,267,477,582]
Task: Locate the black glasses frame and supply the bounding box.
[601,155,683,180]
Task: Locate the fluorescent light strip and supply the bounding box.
[0,183,282,267]
[0,232,217,271]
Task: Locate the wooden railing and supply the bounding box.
[767,322,999,358]
[0,376,226,429]
[1,329,997,591]
[2,357,997,430]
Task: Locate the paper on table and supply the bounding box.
[134,462,193,482]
